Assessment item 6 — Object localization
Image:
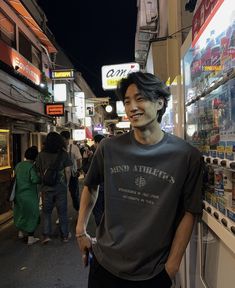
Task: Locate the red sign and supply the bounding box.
[0,40,41,85]
[192,0,224,47]
[45,103,64,116]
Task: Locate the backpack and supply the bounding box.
[42,153,61,186]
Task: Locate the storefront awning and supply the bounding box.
[7,0,57,53]
[0,101,53,124]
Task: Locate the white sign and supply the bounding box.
[116,121,130,129]
[74,92,85,118]
[116,101,126,117]
[54,83,67,102]
[73,129,86,141]
[101,62,140,90]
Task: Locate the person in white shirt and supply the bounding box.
[61,131,82,211]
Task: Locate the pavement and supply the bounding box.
[0,180,96,288]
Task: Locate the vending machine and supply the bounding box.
[181,0,235,287]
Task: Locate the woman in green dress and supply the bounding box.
[14,146,41,245]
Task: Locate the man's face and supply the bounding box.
[124,83,162,129]
[63,138,69,147]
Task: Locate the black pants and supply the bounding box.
[69,176,79,211]
[88,255,172,288]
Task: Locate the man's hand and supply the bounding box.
[76,233,92,267]
[165,263,177,279]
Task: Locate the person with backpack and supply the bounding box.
[60,131,82,212]
[36,132,72,244]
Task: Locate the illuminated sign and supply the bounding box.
[0,40,41,85]
[116,101,126,116]
[74,92,85,118]
[54,83,67,102]
[101,62,140,90]
[192,0,224,47]
[73,129,86,141]
[51,69,74,80]
[45,103,64,116]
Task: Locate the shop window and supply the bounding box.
[0,10,16,48]
[19,30,41,69]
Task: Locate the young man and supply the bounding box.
[76,72,203,287]
[60,131,82,212]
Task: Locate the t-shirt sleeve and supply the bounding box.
[84,142,104,187]
[183,150,203,215]
[72,144,82,160]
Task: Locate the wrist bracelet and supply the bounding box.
[76,232,87,238]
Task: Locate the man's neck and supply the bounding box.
[133,124,164,145]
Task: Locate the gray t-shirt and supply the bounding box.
[84,131,203,281]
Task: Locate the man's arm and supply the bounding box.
[76,185,98,266]
[165,212,195,278]
[65,166,71,187]
[73,145,82,169]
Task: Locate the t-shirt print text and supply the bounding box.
[110,164,175,184]
[110,165,175,206]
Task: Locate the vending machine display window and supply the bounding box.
[183,1,235,104]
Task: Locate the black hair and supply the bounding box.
[94,134,105,143]
[116,71,171,123]
[44,132,65,153]
[60,130,70,140]
[25,146,38,161]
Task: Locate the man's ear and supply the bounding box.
[156,99,164,111]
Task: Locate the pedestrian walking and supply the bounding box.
[36,132,72,243]
[13,146,41,245]
[60,130,82,212]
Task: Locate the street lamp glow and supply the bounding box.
[105,105,113,113]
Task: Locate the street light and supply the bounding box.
[105,105,113,113]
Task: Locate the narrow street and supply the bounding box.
[0,180,95,288]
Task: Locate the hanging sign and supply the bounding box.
[51,69,74,80]
[192,0,224,47]
[101,62,140,90]
[45,103,64,116]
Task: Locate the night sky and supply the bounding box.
[37,0,137,100]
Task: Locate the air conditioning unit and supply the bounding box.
[139,0,158,31]
[135,37,149,51]
[138,31,152,42]
[135,50,148,61]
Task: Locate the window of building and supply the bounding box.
[19,31,32,61]
[32,45,41,69]
[0,10,16,48]
[19,30,41,69]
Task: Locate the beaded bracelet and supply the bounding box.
[76,232,87,238]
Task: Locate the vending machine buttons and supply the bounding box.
[213,211,219,220]
[221,218,228,227]
[220,160,227,167]
[231,226,235,235]
[206,207,212,214]
[230,162,235,169]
